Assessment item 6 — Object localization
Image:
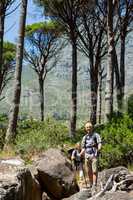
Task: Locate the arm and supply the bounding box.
[96,133,102,152]
[98,142,102,152]
[80,148,85,156]
[71,150,76,160]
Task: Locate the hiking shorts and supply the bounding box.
[85,155,98,173]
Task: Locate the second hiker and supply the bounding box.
[71,142,84,180]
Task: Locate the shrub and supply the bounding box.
[0,128,6,150]
[0,114,8,149]
[75,115,133,170]
[99,115,133,169]
[127,94,133,119]
[15,117,69,156]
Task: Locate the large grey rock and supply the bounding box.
[0,158,42,200]
[63,188,91,200]
[97,166,129,190]
[36,148,79,200]
[91,191,133,200]
[64,191,132,200]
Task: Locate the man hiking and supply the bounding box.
[80,121,102,193]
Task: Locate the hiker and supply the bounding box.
[71,142,84,180]
[80,121,102,191]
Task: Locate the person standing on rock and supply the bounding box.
[80,121,102,191]
[71,142,84,180]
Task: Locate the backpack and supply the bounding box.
[84,133,98,150]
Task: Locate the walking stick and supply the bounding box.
[81,162,88,187]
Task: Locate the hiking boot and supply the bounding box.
[89,184,93,189]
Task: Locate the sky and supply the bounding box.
[5,0,44,43]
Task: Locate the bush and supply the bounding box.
[75,115,133,170]
[99,115,133,169]
[0,127,6,150]
[15,117,69,156]
[127,94,133,119]
[0,114,8,149]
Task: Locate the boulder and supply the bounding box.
[64,191,132,200]
[63,188,91,200]
[0,158,25,166]
[36,148,79,200]
[90,191,133,200]
[63,167,133,200]
[0,158,42,200]
[97,166,129,190]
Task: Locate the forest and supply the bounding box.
[0,0,133,170]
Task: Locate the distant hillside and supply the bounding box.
[0,34,133,124]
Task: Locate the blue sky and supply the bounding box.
[5,0,44,43]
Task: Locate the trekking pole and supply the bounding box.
[81,162,88,188]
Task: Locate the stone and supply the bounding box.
[36,148,79,200]
[0,158,42,200]
[97,166,129,190]
[93,191,132,200]
[63,188,91,200]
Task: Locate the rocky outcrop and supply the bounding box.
[90,191,132,200]
[35,148,79,200]
[0,158,42,200]
[63,166,133,200]
[63,188,91,200]
[0,149,79,200]
[1,155,132,200]
[63,190,133,200]
[97,166,132,192]
[98,166,129,187]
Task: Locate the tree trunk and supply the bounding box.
[105,0,114,122]
[39,77,44,121]
[97,66,103,124]
[0,2,5,94]
[113,47,122,111]
[5,0,28,144]
[70,38,77,137]
[90,69,98,125]
[90,30,102,125]
[119,35,126,110]
[98,76,102,124]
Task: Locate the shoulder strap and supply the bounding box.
[74,149,77,157]
[85,133,98,146]
[93,133,98,146]
[84,134,88,146]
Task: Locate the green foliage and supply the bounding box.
[73,115,133,170]
[99,115,133,169]
[1,112,132,170]
[127,94,133,119]
[0,128,6,150]
[25,21,63,36]
[0,114,8,149]
[3,41,16,64]
[15,117,69,155]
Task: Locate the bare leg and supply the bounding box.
[92,158,98,185]
[88,166,93,186]
[93,172,97,186]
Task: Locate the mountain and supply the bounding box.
[0,34,133,124]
